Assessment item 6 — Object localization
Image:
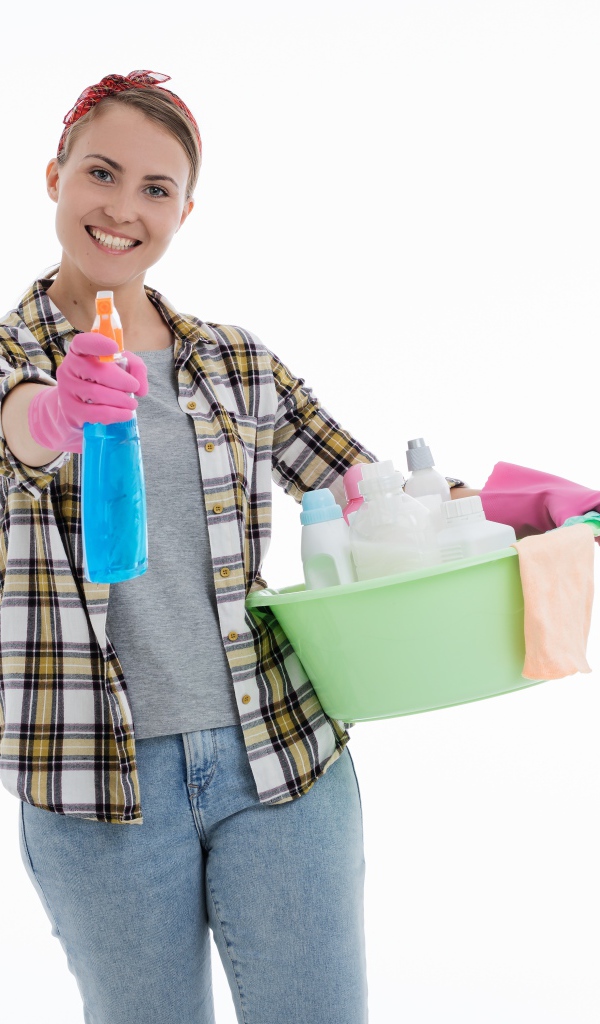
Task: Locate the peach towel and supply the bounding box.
[512,524,596,680]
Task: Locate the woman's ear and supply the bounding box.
[46,159,60,203]
[177,197,195,231]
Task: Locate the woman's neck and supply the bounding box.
[46,263,172,351]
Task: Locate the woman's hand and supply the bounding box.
[27,332,149,454]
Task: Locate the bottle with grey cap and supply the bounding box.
[403,437,451,530]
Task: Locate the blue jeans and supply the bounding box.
[19,724,368,1024]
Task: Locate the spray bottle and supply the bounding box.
[81,291,148,583]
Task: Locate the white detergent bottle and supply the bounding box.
[301,489,357,590]
[403,437,451,530]
[438,495,517,563]
[349,461,440,581]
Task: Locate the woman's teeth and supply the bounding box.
[88,227,138,251]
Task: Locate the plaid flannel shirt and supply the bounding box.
[0,278,376,824]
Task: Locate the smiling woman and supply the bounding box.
[45,101,196,347]
[0,69,373,1024]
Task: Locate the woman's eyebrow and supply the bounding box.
[83,153,123,171]
[143,174,179,191]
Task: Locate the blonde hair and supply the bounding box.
[57,89,201,200]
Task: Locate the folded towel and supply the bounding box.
[480,462,600,539]
[512,523,596,680]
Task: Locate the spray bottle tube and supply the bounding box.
[81,291,148,583]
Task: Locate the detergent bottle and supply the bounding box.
[342,464,365,524]
[301,489,357,589]
[349,460,440,580]
[81,291,148,583]
[403,437,451,530]
[437,495,517,563]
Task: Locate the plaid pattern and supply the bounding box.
[0,278,376,823]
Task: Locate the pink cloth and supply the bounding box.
[28,332,148,454]
[480,462,600,539]
[512,524,595,681]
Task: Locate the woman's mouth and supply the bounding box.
[85,226,142,254]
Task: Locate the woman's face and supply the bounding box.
[46,102,194,291]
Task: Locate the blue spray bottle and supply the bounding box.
[81,291,148,583]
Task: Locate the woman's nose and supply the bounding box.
[101,186,139,226]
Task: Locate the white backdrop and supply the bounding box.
[1,1,599,1021]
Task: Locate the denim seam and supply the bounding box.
[19,801,63,939]
[183,729,219,793]
[205,877,249,1024]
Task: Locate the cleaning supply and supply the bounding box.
[27,332,145,455]
[511,523,596,680]
[301,488,357,589]
[437,495,517,562]
[349,460,439,580]
[342,464,366,524]
[81,292,148,584]
[480,462,600,537]
[403,437,451,529]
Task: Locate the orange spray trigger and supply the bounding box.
[91,290,124,362]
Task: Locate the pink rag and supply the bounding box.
[480,461,600,538]
[512,524,595,681]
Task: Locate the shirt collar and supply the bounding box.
[18,275,218,357]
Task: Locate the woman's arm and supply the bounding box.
[1,382,63,468]
[450,487,481,499]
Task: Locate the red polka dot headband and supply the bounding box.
[57,70,202,157]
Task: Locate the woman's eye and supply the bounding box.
[145,185,168,198]
[90,168,113,183]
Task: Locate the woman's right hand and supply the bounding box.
[27,332,149,454]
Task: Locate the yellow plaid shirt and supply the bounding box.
[0,278,376,823]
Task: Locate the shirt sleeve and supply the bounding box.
[270,351,377,505]
[0,351,71,500]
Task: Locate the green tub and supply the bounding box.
[246,548,547,721]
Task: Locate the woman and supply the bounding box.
[0,71,469,1024]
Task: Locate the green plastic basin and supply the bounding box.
[246,548,547,721]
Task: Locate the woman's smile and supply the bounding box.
[85,224,142,254]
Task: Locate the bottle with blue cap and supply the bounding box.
[300,488,358,590]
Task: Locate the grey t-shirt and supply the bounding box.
[105,346,240,739]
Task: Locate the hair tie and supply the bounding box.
[57,70,201,156]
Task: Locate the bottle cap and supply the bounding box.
[442,495,485,521]
[300,488,344,526]
[96,291,115,317]
[343,464,365,502]
[358,461,406,500]
[406,437,435,472]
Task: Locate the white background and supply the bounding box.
[1,1,599,1021]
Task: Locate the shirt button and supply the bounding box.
[220,567,231,578]
[228,630,238,642]
[241,694,251,705]
[205,442,215,452]
[213,504,224,515]
[187,400,197,410]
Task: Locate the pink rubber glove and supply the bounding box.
[27,332,149,455]
[480,462,600,538]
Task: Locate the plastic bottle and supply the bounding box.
[81,291,148,583]
[301,489,357,590]
[349,461,440,581]
[342,464,365,524]
[438,495,517,563]
[403,437,451,530]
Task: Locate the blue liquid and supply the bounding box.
[82,419,148,584]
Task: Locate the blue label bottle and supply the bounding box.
[81,291,148,584]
